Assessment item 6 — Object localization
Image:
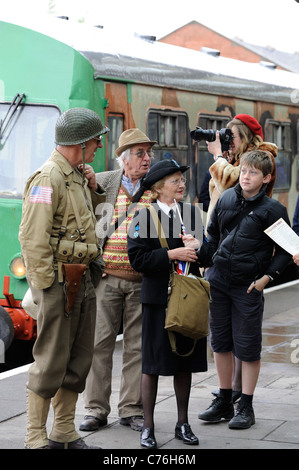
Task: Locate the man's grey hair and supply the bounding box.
[116,148,131,170]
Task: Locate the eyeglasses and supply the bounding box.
[93,135,103,143]
[168,177,186,186]
[130,149,152,159]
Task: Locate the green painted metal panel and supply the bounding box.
[0,21,107,303]
[0,21,91,108]
[0,198,27,300]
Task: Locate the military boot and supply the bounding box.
[24,388,51,449]
[48,387,100,449]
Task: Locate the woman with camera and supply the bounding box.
[206,114,277,225]
[127,159,209,449]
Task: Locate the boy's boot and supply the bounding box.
[24,388,51,448]
[198,389,234,423]
[229,393,255,429]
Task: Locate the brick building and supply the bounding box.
[159,21,299,73]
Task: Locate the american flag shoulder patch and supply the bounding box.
[29,186,53,204]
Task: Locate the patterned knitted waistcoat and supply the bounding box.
[103,186,151,282]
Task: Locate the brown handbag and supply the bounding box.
[166,267,210,338]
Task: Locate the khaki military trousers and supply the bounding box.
[83,274,143,419]
[25,270,96,448]
[27,271,96,397]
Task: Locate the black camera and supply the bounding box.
[190,127,233,152]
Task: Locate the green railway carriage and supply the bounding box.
[0,18,106,352]
[0,16,299,355]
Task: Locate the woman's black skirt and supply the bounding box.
[141,303,208,376]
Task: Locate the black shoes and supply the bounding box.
[198,396,234,422]
[140,428,157,449]
[48,438,101,449]
[175,423,199,445]
[119,415,144,431]
[80,415,144,432]
[199,397,256,429]
[141,423,199,449]
[229,404,255,429]
[212,389,242,403]
[79,415,108,431]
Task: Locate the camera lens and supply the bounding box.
[190,127,216,142]
[191,127,233,152]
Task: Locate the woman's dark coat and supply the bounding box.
[127,201,209,375]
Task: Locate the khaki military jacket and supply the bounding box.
[19,150,105,289]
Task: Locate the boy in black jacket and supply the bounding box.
[198,150,291,429]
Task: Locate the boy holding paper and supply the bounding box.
[199,150,291,429]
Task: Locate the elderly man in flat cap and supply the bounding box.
[80,129,156,433]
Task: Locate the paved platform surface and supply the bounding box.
[0,281,299,454]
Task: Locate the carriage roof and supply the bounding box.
[2,15,299,106]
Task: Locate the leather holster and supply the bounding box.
[62,263,87,317]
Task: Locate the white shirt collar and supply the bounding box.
[156,199,176,217]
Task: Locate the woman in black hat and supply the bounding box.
[127,159,209,449]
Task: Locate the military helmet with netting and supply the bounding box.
[55,107,109,146]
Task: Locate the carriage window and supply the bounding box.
[0,103,59,197]
[147,109,190,194]
[178,114,188,146]
[107,114,124,170]
[147,109,189,163]
[195,114,230,198]
[147,112,159,143]
[265,120,291,192]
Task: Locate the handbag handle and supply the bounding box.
[149,205,190,276]
[148,205,175,274]
[148,205,169,249]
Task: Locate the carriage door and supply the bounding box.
[105,82,135,170]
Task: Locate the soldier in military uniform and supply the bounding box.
[19,108,108,449]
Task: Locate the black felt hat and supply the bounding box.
[142,159,189,189]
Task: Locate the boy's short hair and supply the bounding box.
[240,150,273,176]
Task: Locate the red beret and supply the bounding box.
[234,114,263,139]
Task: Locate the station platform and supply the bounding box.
[0,281,299,454]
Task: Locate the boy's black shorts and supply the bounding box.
[206,266,264,362]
